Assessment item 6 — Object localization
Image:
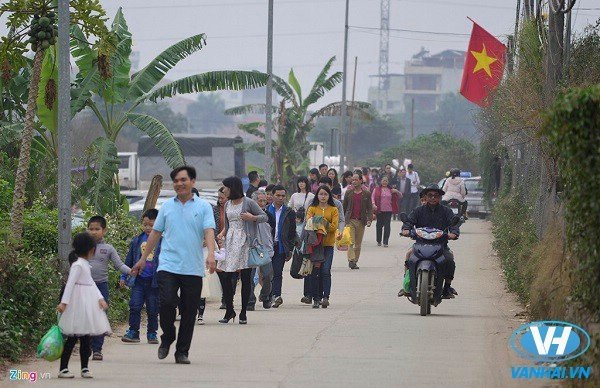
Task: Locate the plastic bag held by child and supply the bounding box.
[36,323,64,361]
[336,226,353,251]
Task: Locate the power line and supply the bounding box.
[114,0,344,10]
[133,30,342,42]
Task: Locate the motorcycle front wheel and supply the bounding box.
[419,270,430,316]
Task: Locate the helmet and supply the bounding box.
[445,171,450,177]
[450,168,461,177]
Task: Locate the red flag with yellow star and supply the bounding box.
[460,21,506,106]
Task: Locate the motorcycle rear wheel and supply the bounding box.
[419,270,430,316]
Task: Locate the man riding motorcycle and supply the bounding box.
[442,168,468,219]
[400,184,460,299]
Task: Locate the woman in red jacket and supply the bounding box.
[371,175,400,247]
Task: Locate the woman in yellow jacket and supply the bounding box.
[306,185,339,309]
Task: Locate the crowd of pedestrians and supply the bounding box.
[55,161,424,377]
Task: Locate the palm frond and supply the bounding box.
[225,104,276,116]
[272,75,298,106]
[0,122,22,148]
[144,71,269,103]
[127,113,186,168]
[303,71,343,107]
[128,34,207,99]
[89,137,121,214]
[288,69,302,105]
[237,122,265,139]
[306,101,374,126]
[303,56,338,107]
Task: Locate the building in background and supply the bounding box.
[368,48,466,115]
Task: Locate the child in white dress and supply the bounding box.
[57,232,111,379]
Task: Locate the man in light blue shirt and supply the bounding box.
[133,166,215,365]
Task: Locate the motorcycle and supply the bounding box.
[399,213,461,316]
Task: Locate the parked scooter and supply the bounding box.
[399,212,461,316]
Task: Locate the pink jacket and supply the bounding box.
[442,177,466,202]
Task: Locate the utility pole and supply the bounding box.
[264,0,274,180]
[57,0,72,275]
[545,0,565,100]
[346,57,358,169]
[564,6,572,75]
[339,0,350,170]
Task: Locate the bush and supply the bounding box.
[544,84,600,315]
[0,248,62,361]
[22,197,59,257]
[491,192,538,303]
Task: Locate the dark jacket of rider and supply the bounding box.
[401,203,460,245]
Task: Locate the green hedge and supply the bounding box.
[0,202,141,362]
[491,192,538,303]
[544,84,600,314]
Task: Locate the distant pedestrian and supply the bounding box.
[216,176,268,325]
[246,171,260,198]
[319,163,329,177]
[327,168,342,199]
[371,176,400,247]
[397,167,412,214]
[340,170,354,198]
[406,163,421,211]
[309,168,321,193]
[288,176,315,213]
[342,172,373,269]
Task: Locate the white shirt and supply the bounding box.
[406,171,420,193]
[288,192,315,211]
[274,205,283,242]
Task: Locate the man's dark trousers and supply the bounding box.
[157,271,202,357]
[271,252,286,297]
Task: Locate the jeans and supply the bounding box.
[271,252,286,297]
[60,335,90,371]
[309,246,334,300]
[128,277,159,336]
[157,271,203,357]
[91,282,109,353]
[248,262,273,307]
[375,211,393,245]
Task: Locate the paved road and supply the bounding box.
[9,220,536,387]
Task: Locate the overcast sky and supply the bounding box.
[4,0,599,107]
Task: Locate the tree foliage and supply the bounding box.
[362,132,478,185]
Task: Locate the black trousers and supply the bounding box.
[60,335,90,371]
[375,211,393,244]
[157,271,203,357]
[443,247,456,280]
[218,269,252,317]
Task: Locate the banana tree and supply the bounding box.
[226,56,372,184]
[71,8,269,214]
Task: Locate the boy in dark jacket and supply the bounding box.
[120,209,162,344]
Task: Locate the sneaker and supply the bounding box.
[349,262,359,270]
[196,316,205,325]
[92,351,103,361]
[246,305,255,311]
[398,289,408,297]
[377,242,382,246]
[147,332,159,344]
[300,296,311,304]
[321,298,330,308]
[312,300,320,309]
[383,244,388,248]
[122,330,140,343]
[81,368,93,378]
[58,369,74,378]
[442,285,455,299]
[272,296,283,308]
[450,286,458,296]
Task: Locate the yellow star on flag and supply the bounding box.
[471,44,497,77]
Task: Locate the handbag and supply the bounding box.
[289,247,303,279]
[247,239,271,268]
